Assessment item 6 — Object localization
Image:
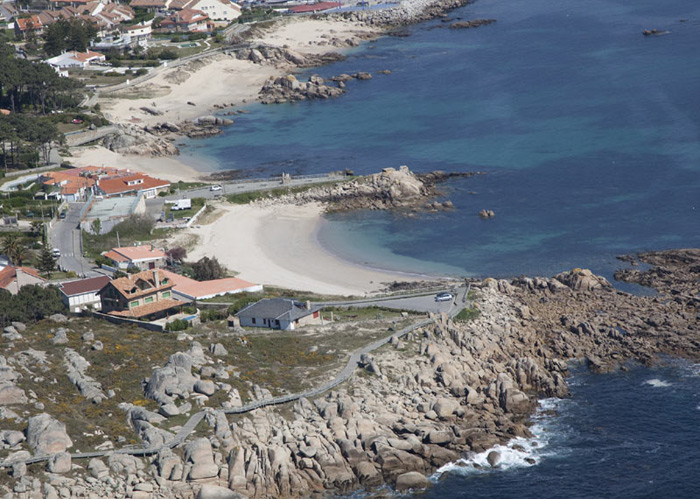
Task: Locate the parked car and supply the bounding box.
[59,211,66,219]
[71,118,84,124]
[435,292,453,302]
[209,184,222,191]
[52,248,61,257]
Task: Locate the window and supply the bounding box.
[162,291,171,298]
[130,300,139,308]
[145,296,153,304]
[252,318,256,324]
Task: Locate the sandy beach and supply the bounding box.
[67,16,381,183]
[97,18,379,129]
[68,146,204,183]
[184,202,421,296]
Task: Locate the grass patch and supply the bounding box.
[83,214,171,259]
[166,197,205,220]
[454,307,481,322]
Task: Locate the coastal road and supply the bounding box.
[50,203,101,277]
[315,285,470,315]
[165,173,346,202]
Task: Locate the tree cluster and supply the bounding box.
[0,285,66,326]
[43,18,98,57]
[0,43,83,114]
[190,256,227,281]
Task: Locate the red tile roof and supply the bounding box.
[161,269,260,300]
[96,172,169,196]
[16,16,43,32]
[60,275,111,297]
[103,245,166,263]
[110,298,182,318]
[102,269,174,300]
[0,266,45,289]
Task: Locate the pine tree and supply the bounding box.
[38,246,56,278]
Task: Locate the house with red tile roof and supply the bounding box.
[98,269,182,319]
[94,170,170,199]
[45,50,106,70]
[39,167,169,202]
[160,269,263,301]
[59,275,111,313]
[159,8,209,32]
[0,266,46,295]
[14,15,45,39]
[102,245,167,271]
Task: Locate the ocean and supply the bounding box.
[182,0,700,284]
[427,361,700,498]
[178,0,700,494]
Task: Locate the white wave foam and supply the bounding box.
[432,398,562,479]
[644,378,671,388]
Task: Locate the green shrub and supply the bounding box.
[165,318,189,331]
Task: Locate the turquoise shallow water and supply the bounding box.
[183,0,700,282]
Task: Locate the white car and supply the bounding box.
[435,292,453,302]
[209,184,222,191]
[52,248,61,257]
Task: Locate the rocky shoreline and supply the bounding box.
[93,0,482,157]
[255,165,479,213]
[2,249,698,497]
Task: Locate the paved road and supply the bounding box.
[50,203,100,277]
[165,173,346,202]
[315,286,467,315]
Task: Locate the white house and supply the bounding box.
[122,20,152,47]
[182,0,241,22]
[236,298,323,331]
[45,50,106,70]
[59,275,111,313]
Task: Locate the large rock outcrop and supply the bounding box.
[26,414,73,456]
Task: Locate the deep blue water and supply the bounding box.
[182,0,700,282]
[426,361,700,498]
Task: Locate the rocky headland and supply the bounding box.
[255,165,478,212]
[2,249,698,497]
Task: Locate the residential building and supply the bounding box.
[160,269,263,301]
[39,166,170,202]
[127,0,168,12]
[236,298,323,331]
[178,0,241,22]
[14,15,45,39]
[59,275,111,313]
[121,20,152,46]
[159,8,209,33]
[93,170,170,199]
[102,245,167,271]
[45,50,106,70]
[98,269,182,319]
[0,266,46,294]
[0,2,19,24]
